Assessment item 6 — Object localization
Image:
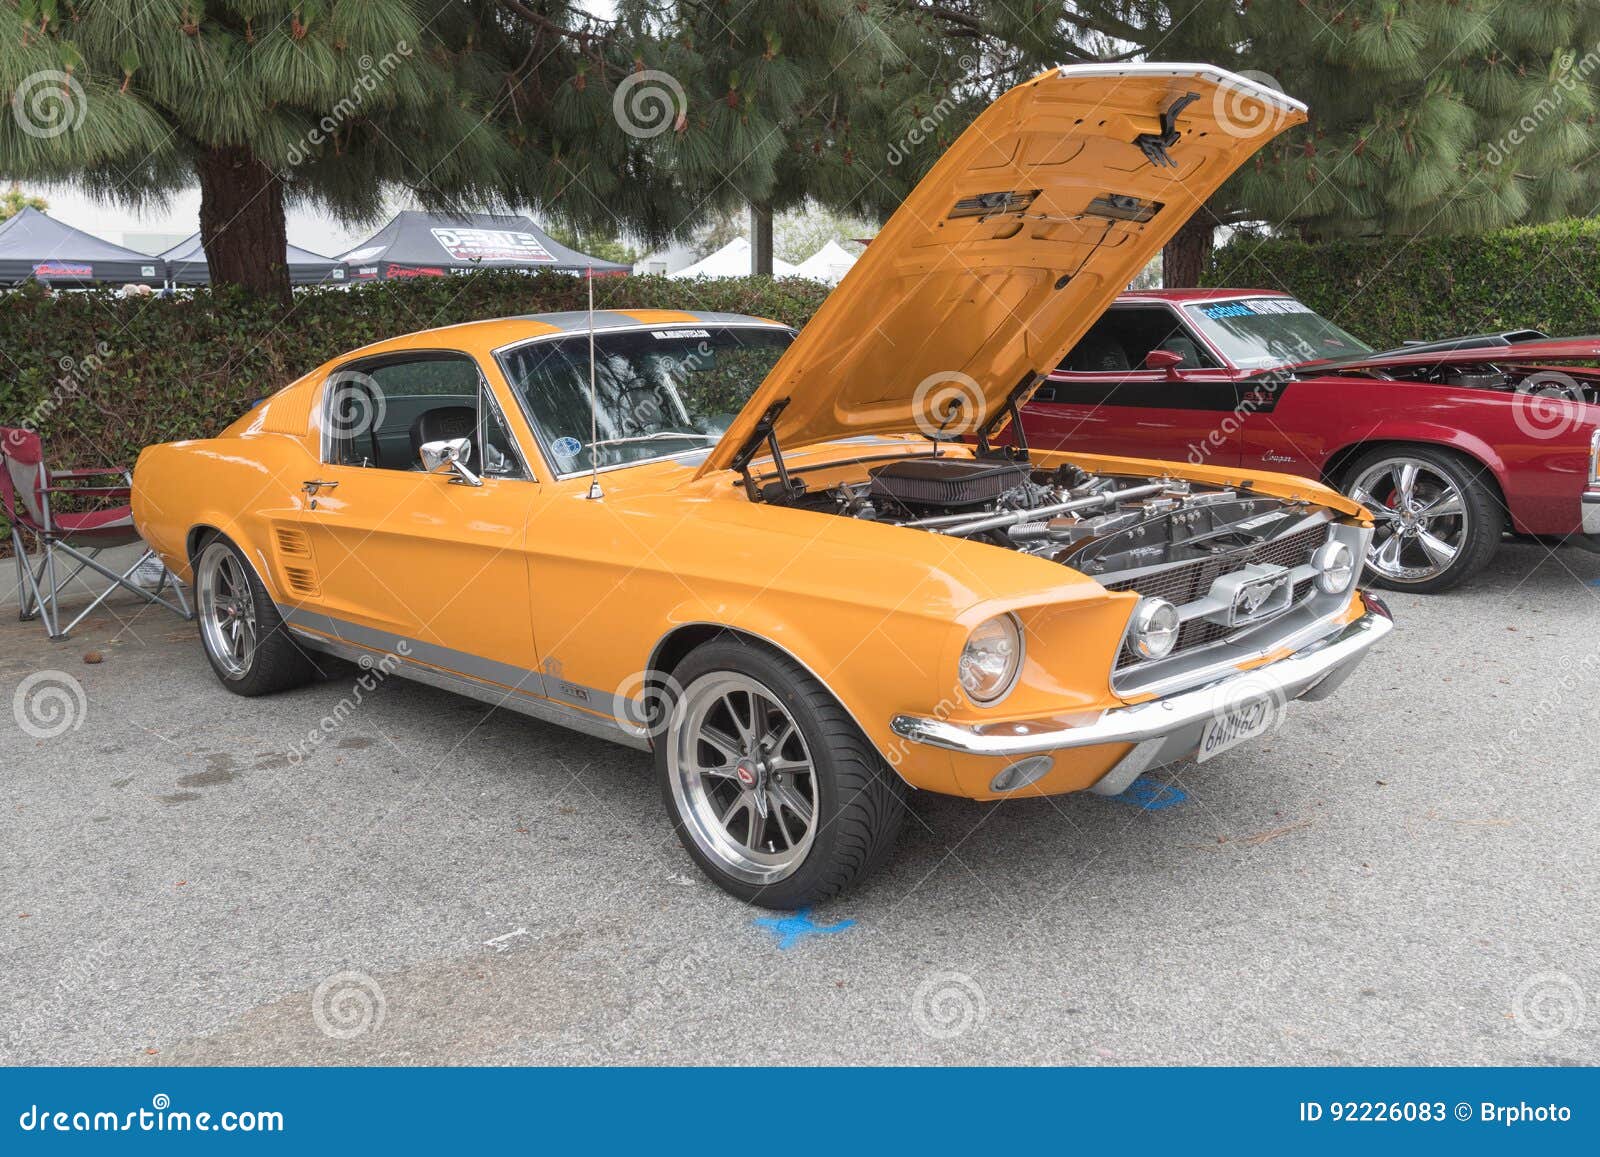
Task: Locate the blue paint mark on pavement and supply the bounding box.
[753,907,856,949]
[1111,775,1188,811]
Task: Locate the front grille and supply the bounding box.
[1108,522,1329,664]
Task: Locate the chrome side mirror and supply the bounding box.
[419,437,482,486]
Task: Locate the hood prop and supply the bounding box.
[1134,91,1199,168]
[975,372,1039,461]
[730,398,805,503]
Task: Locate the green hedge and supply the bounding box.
[1205,219,1600,350]
[0,271,832,550]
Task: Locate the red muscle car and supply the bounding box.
[1020,289,1600,592]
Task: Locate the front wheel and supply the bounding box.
[657,638,907,909]
[1342,447,1505,594]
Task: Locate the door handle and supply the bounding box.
[302,479,339,509]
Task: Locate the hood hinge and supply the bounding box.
[975,372,1039,461]
[1134,91,1200,168]
[730,397,805,502]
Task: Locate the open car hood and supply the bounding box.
[1290,336,1600,377]
[698,63,1307,479]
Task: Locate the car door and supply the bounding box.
[277,351,544,693]
[1022,304,1247,467]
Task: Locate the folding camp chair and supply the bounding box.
[1,426,191,639]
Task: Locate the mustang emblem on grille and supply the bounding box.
[1240,579,1281,615]
[1233,573,1292,623]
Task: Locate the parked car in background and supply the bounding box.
[1022,290,1600,592]
[133,65,1395,907]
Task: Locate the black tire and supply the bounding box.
[192,535,318,695]
[1341,445,1505,594]
[656,637,908,909]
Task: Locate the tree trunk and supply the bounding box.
[749,202,773,276]
[1162,209,1216,289]
[194,146,291,304]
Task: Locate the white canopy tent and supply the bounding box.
[668,237,797,279]
[792,240,858,285]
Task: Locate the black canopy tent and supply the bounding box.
[0,208,165,288]
[336,211,631,280]
[157,232,347,287]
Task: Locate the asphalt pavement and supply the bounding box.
[2,541,1596,1065]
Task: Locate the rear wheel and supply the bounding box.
[1342,447,1504,594]
[657,638,907,909]
[194,537,317,695]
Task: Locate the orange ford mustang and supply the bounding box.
[133,64,1394,907]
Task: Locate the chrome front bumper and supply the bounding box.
[890,603,1394,793]
[1582,490,1600,536]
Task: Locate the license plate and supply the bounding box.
[1196,697,1283,763]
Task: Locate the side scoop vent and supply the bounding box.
[282,566,320,599]
[273,526,320,598]
[274,527,312,557]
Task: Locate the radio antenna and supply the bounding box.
[585,261,603,500]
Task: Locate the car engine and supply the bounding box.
[783,455,1320,581]
[1365,362,1600,404]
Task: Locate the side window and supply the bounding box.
[323,355,528,479]
[1060,308,1219,373]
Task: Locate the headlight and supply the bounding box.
[958,614,1023,704]
[1128,598,1179,661]
[1313,540,1357,594]
[1589,427,1600,485]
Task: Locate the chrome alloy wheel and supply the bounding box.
[197,543,258,679]
[1349,457,1470,584]
[667,672,819,885]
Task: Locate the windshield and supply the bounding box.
[1184,298,1370,370]
[498,325,793,473]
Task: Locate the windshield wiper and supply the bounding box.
[586,431,719,451]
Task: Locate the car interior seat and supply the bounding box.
[1156,335,1206,368]
[1067,336,1131,372]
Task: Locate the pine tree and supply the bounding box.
[0,2,660,302]
[606,0,925,274]
[779,2,1600,286]
[1068,1,1600,283]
